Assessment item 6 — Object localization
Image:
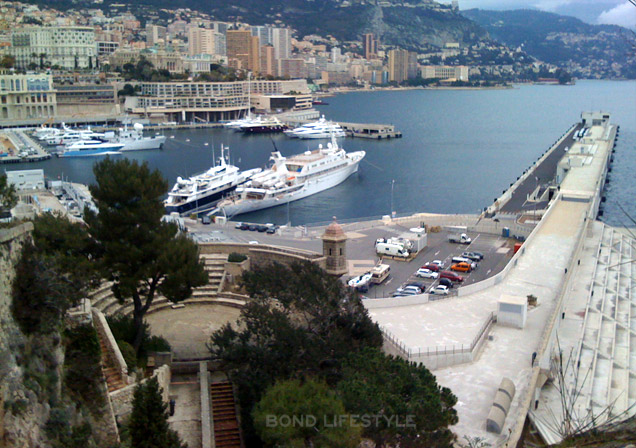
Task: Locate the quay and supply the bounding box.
[364,112,620,446]
[0,129,51,164]
[339,122,402,139]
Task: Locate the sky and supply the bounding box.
[446,0,636,28]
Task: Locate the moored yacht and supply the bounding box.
[214,136,365,217]
[284,116,346,139]
[58,140,124,157]
[164,145,262,216]
[115,123,166,151]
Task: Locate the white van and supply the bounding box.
[376,242,409,258]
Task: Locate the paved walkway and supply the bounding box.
[146,304,241,360]
[501,123,581,213]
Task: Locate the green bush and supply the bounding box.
[107,315,171,362]
[117,340,137,372]
[146,336,171,353]
[64,325,103,409]
[228,252,247,263]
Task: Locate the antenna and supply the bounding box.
[269,136,279,152]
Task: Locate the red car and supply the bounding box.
[422,263,440,272]
[439,271,464,282]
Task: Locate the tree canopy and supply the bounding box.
[0,173,17,212]
[129,377,186,448]
[85,157,207,353]
[338,347,458,447]
[210,261,456,446]
[252,378,361,448]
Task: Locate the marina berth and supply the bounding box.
[214,135,365,217]
[164,144,262,216]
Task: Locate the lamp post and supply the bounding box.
[390,179,395,219]
[534,176,539,220]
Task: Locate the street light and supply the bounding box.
[534,176,539,220]
[390,179,395,219]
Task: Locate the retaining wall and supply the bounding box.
[199,242,326,269]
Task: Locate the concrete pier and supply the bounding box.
[366,111,617,446]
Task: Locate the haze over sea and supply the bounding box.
[10,80,636,226]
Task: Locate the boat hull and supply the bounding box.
[220,157,362,217]
[59,148,122,157]
[165,185,238,216]
[120,135,167,151]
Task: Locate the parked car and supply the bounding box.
[439,271,464,282]
[431,260,445,269]
[462,251,483,261]
[451,256,477,269]
[248,224,259,231]
[266,225,278,234]
[451,262,472,273]
[421,263,440,272]
[416,268,439,279]
[239,223,250,231]
[396,285,422,295]
[201,215,211,225]
[439,278,454,288]
[257,225,269,232]
[430,285,449,295]
[406,281,428,291]
[234,222,243,229]
[392,289,419,297]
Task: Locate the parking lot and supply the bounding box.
[345,226,516,299]
[186,219,518,298]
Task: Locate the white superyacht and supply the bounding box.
[164,145,262,216]
[284,116,346,139]
[214,136,365,217]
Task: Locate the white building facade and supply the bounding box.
[8,26,97,70]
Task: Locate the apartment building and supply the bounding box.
[9,26,97,70]
[0,70,57,120]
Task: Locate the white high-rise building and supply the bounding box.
[9,26,96,70]
[272,27,291,60]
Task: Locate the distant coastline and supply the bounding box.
[317,84,514,96]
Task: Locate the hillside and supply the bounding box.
[45,0,488,50]
[462,9,636,79]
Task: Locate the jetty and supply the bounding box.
[364,111,621,446]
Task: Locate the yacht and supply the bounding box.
[115,123,166,151]
[164,145,262,216]
[59,140,124,157]
[224,114,259,131]
[284,116,346,139]
[239,116,287,134]
[215,136,365,217]
[43,129,111,146]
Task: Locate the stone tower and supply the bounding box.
[321,217,348,277]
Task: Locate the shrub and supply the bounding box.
[117,340,137,372]
[64,325,103,409]
[107,315,171,362]
[228,252,247,263]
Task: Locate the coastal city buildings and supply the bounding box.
[9,26,97,69]
[124,79,311,122]
[0,70,57,120]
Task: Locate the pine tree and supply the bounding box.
[85,158,208,354]
[129,377,186,448]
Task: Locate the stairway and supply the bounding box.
[210,381,241,448]
[97,330,127,393]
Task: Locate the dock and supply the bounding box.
[339,122,402,139]
[0,130,51,164]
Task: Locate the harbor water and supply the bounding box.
[7,80,636,226]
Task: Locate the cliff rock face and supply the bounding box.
[0,223,53,448]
